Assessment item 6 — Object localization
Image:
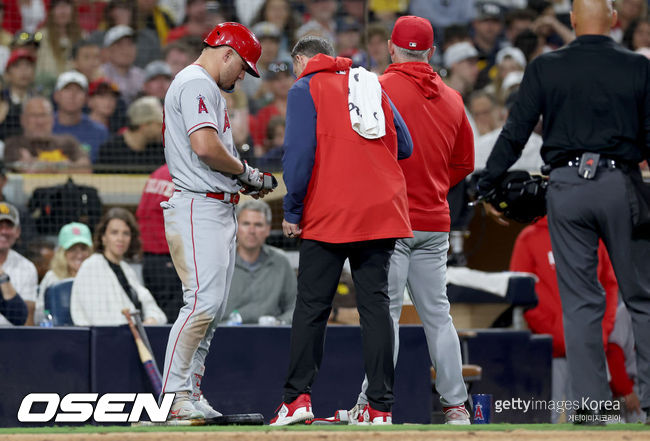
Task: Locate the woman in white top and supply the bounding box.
[35,221,93,324]
[70,207,166,326]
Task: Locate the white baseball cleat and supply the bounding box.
[168,392,205,421]
[444,404,471,425]
[193,395,222,419]
[347,403,365,425]
[269,393,314,426]
[358,404,392,425]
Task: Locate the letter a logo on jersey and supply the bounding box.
[197,95,208,114]
[224,109,231,131]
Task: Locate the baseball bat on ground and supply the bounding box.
[122,309,163,397]
[134,413,265,426]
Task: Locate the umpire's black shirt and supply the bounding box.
[478,35,650,193]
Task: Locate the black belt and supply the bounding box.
[548,156,629,172]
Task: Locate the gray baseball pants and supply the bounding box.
[357,231,468,407]
[547,166,650,410]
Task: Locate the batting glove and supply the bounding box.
[237,160,278,194]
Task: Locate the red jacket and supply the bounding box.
[380,62,474,232]
[136,164,175,254]
[509,216,618,358]
[282,54,412,243]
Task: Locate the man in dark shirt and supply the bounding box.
[478,0,650,422]
[95,96,165,173]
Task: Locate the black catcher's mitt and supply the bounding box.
[484,171,548,224]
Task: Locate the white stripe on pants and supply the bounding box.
[160,191,237,395]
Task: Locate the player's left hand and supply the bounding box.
[282,219,302,238]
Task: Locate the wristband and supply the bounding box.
[0,273,10,284]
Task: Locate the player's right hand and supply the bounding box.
[237,161,278,195]
[236,160,263,189]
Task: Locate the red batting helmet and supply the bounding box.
[204,22,262,78]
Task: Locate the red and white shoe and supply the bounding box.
[269,394,314,426]
[358,404,392,425]
[444,404,471,425]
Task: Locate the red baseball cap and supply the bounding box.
[391,16,434,51]
[5,48,36,70]
[88,77,120,96]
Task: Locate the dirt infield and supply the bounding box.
[1,430,649,441]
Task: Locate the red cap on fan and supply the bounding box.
[391,16,434,51]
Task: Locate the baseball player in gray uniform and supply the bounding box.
[159,22,276,421]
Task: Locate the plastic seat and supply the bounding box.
[44,278,75,326]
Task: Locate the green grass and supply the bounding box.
[0,423,648,434]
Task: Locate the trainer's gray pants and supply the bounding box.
[547,166,650,410]
[357,231,468,407]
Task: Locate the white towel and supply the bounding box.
[348,67,385,139]
[446,267,539,298]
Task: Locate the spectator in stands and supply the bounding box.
[443,42,480,101]
[252,0,298,59]
[504,8,537,45]
[256,115,285,172]
[335,16,363,60]
[472,1,509,90]
[365,23,391,75]
[95,96,164,174]
[408,0,475,48]
[612,0,647,43]
[71,40,104,83]
[622,18,650,51]
[87,77,121,132]
[0,202,38,326]
[468,90,502,137]
[34,222,92,324]
[224,200,296,325]
[142,60,173,102]
[35,0,83,88]
[166,0,212,44]
[91,0,162,69]
[52,71,109,163]
[4,96,91,173]
[25,238,55,283]
[510,216,618,423]
[135,0,175,46]
[1,0,46,35]
[135,164,182,323]
[484,46,527,104]
[241,22,282,108]
[101,25,146,105]
[164,39,196,77]
[295,0,337,45]
[0,161,35,254]
[514,28,546,63]
[0,49,37,140]
[71,207,167,326]
[473,90,544,173]
[251,60,292,149]
[222,88,254,162]
[528,0,575,50]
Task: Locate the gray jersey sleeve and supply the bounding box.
[179,78,223,136]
